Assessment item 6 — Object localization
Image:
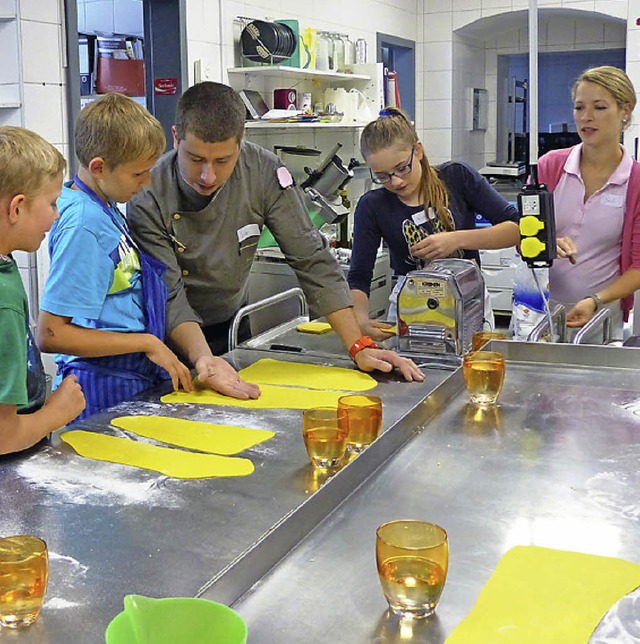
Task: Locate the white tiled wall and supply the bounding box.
[10,0,67,356]
[452,36,486,169]
[13,0,640,154]
[17,0,637,176]
[420,1,629,166]
[198,0,421,226]
[624,0,640,155]
[185,0,419,88]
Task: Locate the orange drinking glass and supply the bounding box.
[376,521,448,618]
[337,394,382,454]
[0,535,48,628]
[471,330,509,351]
[302,407,348,468]
[462,351,505,406]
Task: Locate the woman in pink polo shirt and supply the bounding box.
[537,65,640,340]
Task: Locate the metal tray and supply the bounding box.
[0,349,449,643]
[232,342,640,642]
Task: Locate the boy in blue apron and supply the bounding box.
[0,126,85,454]
[38,94,192,420]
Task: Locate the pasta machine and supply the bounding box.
[392,259,485,366]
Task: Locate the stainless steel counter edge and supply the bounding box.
[198,368,465,606]
[494,339,640,369]
[201,341,640,609]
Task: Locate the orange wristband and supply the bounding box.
[348,336,379,360]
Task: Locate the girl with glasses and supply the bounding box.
[348,107,520,341]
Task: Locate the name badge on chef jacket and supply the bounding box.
[601,194,624,208]
[412,211,427,225]
[237,223,261,254]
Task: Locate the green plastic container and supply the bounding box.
[258,209,328,249]
[105,595,247,644]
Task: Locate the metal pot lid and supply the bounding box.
[241,20,296,63]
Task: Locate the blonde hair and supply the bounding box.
[573,66,636,130]
[75,93,166,168]
[0,126,66,201]
[360,107,453,231]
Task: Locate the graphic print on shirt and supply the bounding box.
[402,207,463,267]
[107,233,141,295]
[402,218,430,268]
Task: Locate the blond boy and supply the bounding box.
[0,126,85,454]
[37,93,191,420]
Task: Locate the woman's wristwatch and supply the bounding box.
[349,336,379,361]
[588,293,604,311]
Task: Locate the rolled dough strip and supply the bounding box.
[161,383,346,409]
[296,322,332,334]
[238,358,377,391]
[110,415,274,455]
[60,430,254,478]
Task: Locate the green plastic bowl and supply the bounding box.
[105,595,247,644]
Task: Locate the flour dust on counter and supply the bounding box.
[161,384,351,409]
[16,450,185,508]
[43,597,81,610]
[585,448,640,522]
[591,586,640,643]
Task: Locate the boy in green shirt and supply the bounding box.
[0,126,85,454]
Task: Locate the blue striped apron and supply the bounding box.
[59,177,170,419]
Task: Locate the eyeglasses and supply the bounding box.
[370,147,415,184]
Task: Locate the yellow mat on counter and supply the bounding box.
[296,321,332,334]
[238,358,377,391]
[161,383,347,410]
[446,546,640,644]
[60,430,254,479]
[110,416,274,455]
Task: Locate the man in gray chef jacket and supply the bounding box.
[128,82,422,399]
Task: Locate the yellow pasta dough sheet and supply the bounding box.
[111,415,274,455]
[161,383,348,410]
[238,358,377,391]
[446,546,640,644]
[60,430,254,479]
[296,321,333,334]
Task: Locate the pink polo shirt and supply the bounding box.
[550,143,632,305]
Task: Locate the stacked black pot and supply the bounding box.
[241,20,296,64]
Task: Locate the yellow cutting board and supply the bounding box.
[61,430,254,479]
[110,415,274,455]
[446,546,640,643]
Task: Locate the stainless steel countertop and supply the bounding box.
[234,342,640,643]
[0,348,447,643]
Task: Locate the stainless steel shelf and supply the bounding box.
[245,120,367,130]
[227,66,371,81]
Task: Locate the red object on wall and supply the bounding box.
[96,59,145,97]
[154,78,178,95]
